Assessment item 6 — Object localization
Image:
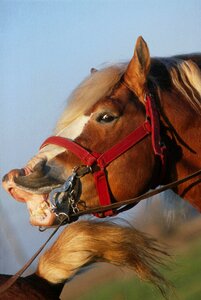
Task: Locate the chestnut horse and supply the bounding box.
[2,37,201,297]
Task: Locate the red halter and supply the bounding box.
[40,94,166,217]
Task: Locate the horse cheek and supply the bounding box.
[108,142,155,201]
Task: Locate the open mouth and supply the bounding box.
[2,161,84,227]
[2,165,65,227]
[9,186,57,226]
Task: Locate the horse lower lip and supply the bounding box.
[8,188,27,203]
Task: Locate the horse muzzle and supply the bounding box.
[2,164,67,227]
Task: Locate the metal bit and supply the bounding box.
[49,172,77,209]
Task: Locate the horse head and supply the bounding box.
[3,37,157,226]
[2,36,201,226]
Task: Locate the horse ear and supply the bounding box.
[124,36,150,101]
[91,68,98,74]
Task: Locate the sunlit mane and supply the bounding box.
[55,55,201,134]
[162,57,201,114]
[55,64,127,134]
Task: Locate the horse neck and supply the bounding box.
[159,89,201,211]
[25,273,64,298]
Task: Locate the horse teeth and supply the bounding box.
[30,201,49,218]
[41,202,48,209]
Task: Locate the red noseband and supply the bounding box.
[40,94,166,217]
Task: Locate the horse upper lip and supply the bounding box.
[14,181,62,194]
[14,174,64,194]
[9,159,67,194]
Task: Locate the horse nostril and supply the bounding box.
[2,169,26,185]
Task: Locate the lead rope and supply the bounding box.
[0,216,68,296]
[72,169,201,217]
[0,169,200,295]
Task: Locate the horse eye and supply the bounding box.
[96,113,117,123]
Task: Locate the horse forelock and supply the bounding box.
[55,63,127,134]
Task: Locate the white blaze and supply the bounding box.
[36,115,90,161]
[57,115,90,140]
[24,115,90,169]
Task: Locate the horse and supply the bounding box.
[2,36,201,297]
[0,273,64,299]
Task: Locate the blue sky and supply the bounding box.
[0,0,201,274]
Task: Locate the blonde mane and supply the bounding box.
[163,57,201,114]
[55,55,201,134]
